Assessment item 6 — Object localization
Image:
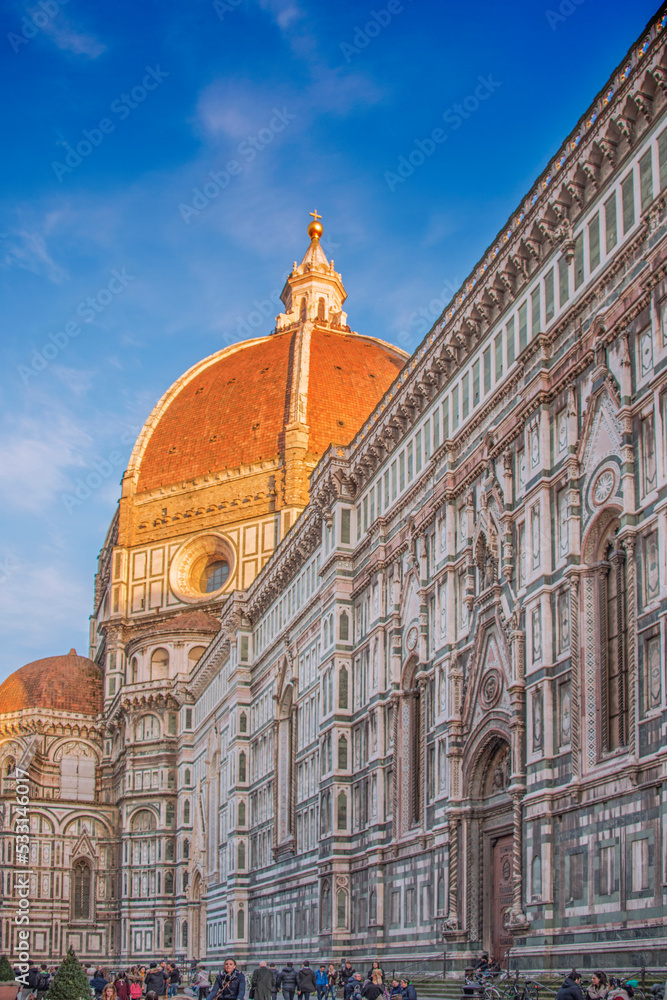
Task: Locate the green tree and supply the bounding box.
[0,955,17,983]
[44,947,91,1000]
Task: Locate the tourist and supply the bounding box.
[195,967,211,1000]
[114,972,130,1000]
[345,975,363,1000]
[362,982,382,1000]
[339,966,354,991]
[208,959,246,1000]
[145,964,167,997]
[89,969,108,1000]
[34,967,51,1000]
[252,961,275,1000]
[326,966,338,1000]
[557,972,585,1000]
[400,980,416,1000]
[168,965,182,998]
[277,963,298,1000]
[297,962,317,1000]
[128,968,143,1000]
[146,992,160,1000]
[316,966,328,1000]
[101,985,118,1000]
[389,982,402,1000]
[366,966,383,988]
[270,965,279,1000]
[587,974,609,1000]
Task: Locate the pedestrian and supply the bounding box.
[146,993,160,1000]
[270,965,279,1000]
[168,965,182,998]
[557,973,585,1000]
[277,963,298,1000]
[339,966,354,991]
[145,964,166,997]
[35,967,51,1000]
[114,973,130,1000]
[316,967,328,1000]
[207,959,246,1000]
[195,967,211,1000]
[399,981,416,1000]
[89,970,108,1000]
[297,963,317,1000]
[252,961,274,1000]
[102,986,118,1000]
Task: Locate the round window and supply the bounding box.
[200,560,230,593]
[169,534,235,603]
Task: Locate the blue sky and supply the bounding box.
[0,0,658,682]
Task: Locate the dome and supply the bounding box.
[0,649,103,715]
[133,328,406,494]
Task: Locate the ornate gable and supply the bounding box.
[462,617,512,735]
[578,381,624,524]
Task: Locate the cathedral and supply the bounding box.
[1,8,667,975]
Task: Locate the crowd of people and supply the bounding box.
[15,957,418,1000]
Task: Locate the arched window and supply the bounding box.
[167,770,175,790]
[601,536,628,751]
[150,648,169,680]
[182,921,188,948]
[188,645,206,667]
[130,657,138,684]
[239,712,247,733]
[2,757,15,794]
[131,809,156,832]
[164,920,173,947]
[324,619,329,646]
[369,888,377,924]
[339,612,349,642]
[337,791,347,830]
[531,855,542,898]
[339,667,348,709]
[237,908,245,939]
[338,735,348,769]
[184,768,191,786]
[72,860,92,920]
[336,888,347,928]
[238,801,246,826]
[135,715,159,742]
[165,871,174,893]
[300,297,307,321]
[237,840,245,869]
[166,803,175,827]
[183,838,190,860]
[165,840,174,862]
[238,752,247,783]
[317,297,326,320]
[183,800,190,825]
[321,880,331,929]
[437,875,445,912]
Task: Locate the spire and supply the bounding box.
[275,212,348,332]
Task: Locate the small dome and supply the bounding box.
[0,649,103,715]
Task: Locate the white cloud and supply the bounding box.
[0,226,68,283]
[42,20,107,58]
[0,415,91,511]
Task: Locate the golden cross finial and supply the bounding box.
[309,209,322,222]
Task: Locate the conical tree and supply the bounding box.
[44,947,91,1000]
[0,955,17,983]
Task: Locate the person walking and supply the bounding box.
[270,965,279,1000]
[89,970,108,1000]
[195,967,211,1000]
[277,964,298,1000]
[339,967,354,992]
[252,961,274,1000]
[35,967,51,1000]
[326,967,337,1000]
[297,963,317,1000]
[316,967,328,1000]
[207,959,246,1000]
[168,965,181,998]
[114,973,130,1000]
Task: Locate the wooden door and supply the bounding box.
[490,835,513,964]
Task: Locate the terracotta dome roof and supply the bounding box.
[134,328,406,493]
[0,649,103,715]
[144,611,221,635]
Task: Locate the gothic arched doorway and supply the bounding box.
[191,871,206,960]
[467,735,513,964]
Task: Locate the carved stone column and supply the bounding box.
[390,691,400,844]
[290,703,298,845]
[508,611,529,932]
[445,815,460,931]
[622,536,638,760]
[567,573,581,781]
[418,676,428,830]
